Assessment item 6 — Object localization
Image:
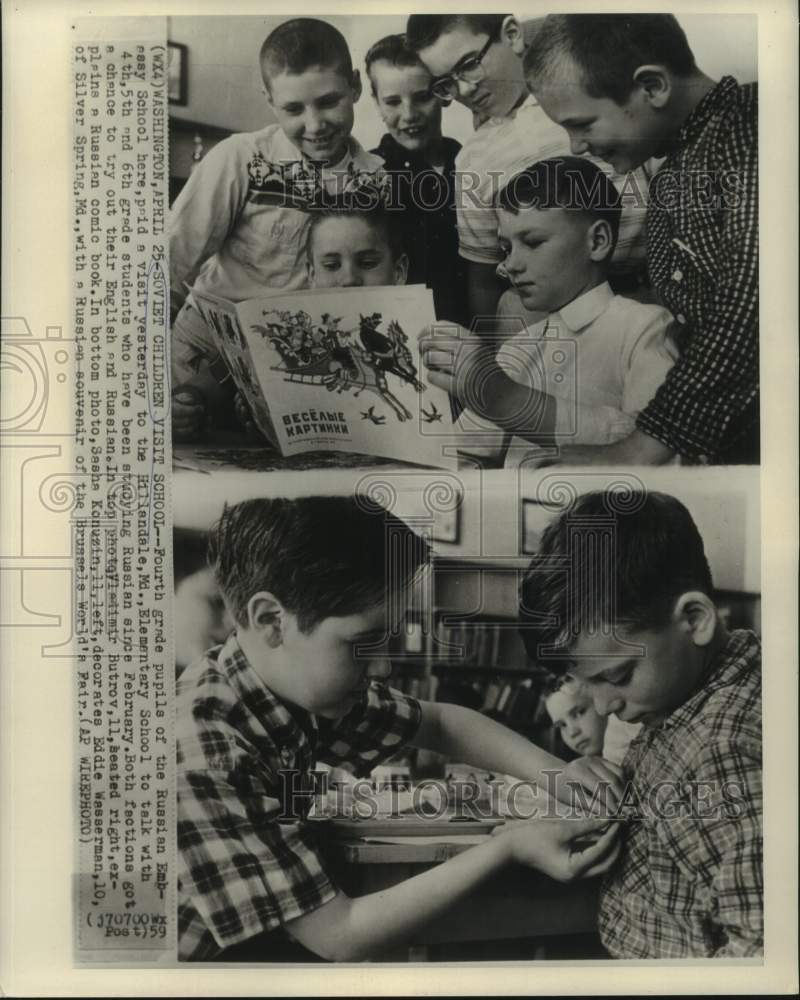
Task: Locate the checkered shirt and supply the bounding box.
[176,632,421,960]
[637,78,758,460]
[599,630,763,958]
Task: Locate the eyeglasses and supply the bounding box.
[429,33,496,102]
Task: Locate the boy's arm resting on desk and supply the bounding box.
[285,815,620,961]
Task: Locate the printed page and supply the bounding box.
[0,2,797,997]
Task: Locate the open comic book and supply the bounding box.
[191,285,457,469]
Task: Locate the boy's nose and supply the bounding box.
[339,265,363,288]
[593,689,624,718]
[457,77,479,101]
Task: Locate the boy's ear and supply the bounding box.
[246,591,286,648]
[350,68,363,103]
[631,65,671,109]
[393,252,409,286]
[672,591,718,647]
[500,15,525,56]
[586,218,615,263]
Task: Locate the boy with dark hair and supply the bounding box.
[177,495,623,962]
[420,157,677,466]
[170,17,389,440]
[405,13,650,325]
[519,489,763,957]
[365,33,467,323]
[525,14,758,464]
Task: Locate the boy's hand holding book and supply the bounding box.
[419,323,500,405]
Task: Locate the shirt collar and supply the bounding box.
[551,281,615,333]
[272,128,377,174]
[678,75,740,147]
[217,631,319,759]
[659,629,760,731]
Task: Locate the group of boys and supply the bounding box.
[170,13,758,467]
[173,11,762,965]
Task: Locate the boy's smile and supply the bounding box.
[532,69,663,174]
[417,23,525,120]
[370,61,442,154]
[267,66,360,165]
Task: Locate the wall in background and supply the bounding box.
[172,467,760,594]
[168,13,757,148]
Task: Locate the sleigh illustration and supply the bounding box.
[251,309,426,423]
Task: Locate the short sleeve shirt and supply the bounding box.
[177,633,421,960]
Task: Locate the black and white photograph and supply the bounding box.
[170,468,761,962]
[1,1,797,997]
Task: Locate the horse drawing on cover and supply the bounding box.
[251,309,426,422]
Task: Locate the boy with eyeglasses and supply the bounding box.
[406,14,651,327]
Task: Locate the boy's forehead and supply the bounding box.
[566,628,642,675]
[532,72,603,123]
[498,204,576,237]
[369,59,431,91]
[265,63,353,100]
[418,24,487,75]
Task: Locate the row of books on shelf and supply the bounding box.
[391,670,544,731]
[398,618,523,670]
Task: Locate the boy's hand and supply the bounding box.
[557,757,627,815]
[233,392,266,442]
[172,385,208,442]
[419,324,498,405]
[496,816,621,882]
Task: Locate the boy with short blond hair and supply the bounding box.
[525,14,758,464]
[170,17,389,439]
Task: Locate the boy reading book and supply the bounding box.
[177,495,623,961]
[419,157,678,465]
[520,489,763,957]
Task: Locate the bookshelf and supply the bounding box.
[390,556,547,739]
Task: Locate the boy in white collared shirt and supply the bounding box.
[419,157,678,466]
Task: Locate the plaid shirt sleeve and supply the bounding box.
[178,739,337,954]
[637,115,759,458]
[319,683,422,777]
[657,737,763,956]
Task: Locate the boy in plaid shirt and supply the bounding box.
[520,489,762,957]
[177,495,622,962]
[525,14,758,464]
